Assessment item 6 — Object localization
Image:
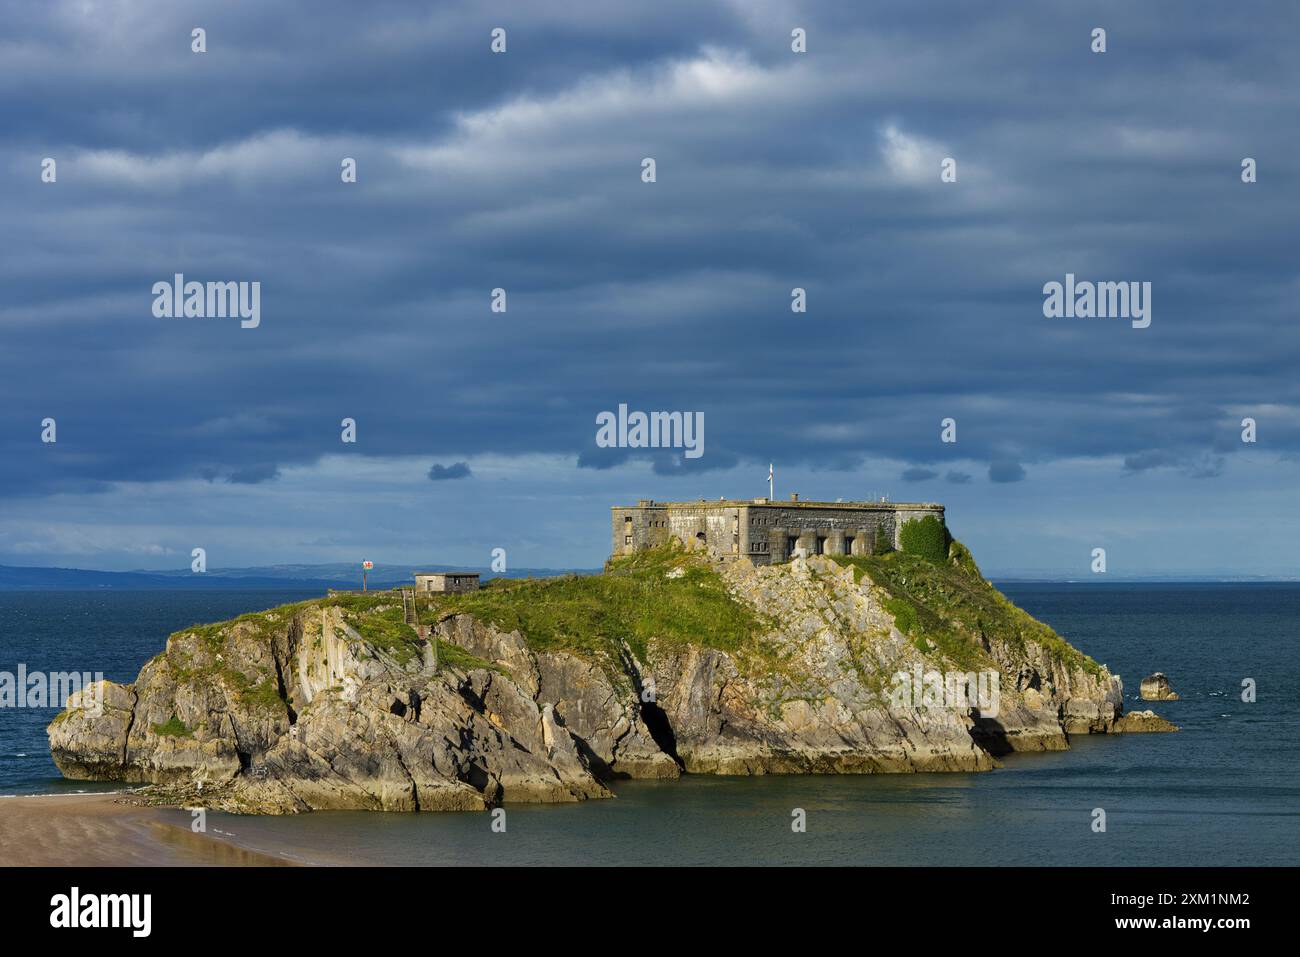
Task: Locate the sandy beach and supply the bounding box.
[0,794,295,866]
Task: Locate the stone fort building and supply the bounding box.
[611,495,945,565]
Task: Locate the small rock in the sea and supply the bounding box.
[1139,672,1180,701]
[1113,709,1179,733]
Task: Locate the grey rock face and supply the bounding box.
[647,556,1129,773]
[1139,672,1180,701]
[432,614,681,780]
[50,606,613,812]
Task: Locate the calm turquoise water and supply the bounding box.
[3,585,1297,865]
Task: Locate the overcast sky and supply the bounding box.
[2,1,1297,577]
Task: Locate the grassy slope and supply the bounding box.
[830,542,1101,676]
[148,540,1098,703]
[418,544,776,681]
[313,593,497,672]
[165,607,309,712]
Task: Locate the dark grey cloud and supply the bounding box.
[577,446,632,470]
[427,462,472,481]
[902,467,938,482]
[1124,449,1226,479]
[988,460,1027,483]
[1124,450,1181,473]
[945,471,972,485]
[226,464,280,485]
[1,0,1296,562]
[651,450,739,476]
[577,446,736,475]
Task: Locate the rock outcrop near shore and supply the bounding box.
[49,542,1174,813]
[1140,672,1181,701]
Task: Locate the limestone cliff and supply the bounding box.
[48,541,1173,813]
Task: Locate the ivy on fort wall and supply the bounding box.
[898,515,949,563]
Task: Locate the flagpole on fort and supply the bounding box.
[768,463,774,501]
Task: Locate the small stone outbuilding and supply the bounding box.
[413,572,480,594]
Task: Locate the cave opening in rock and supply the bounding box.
[639,700,683,769]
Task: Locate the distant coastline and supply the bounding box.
[0,562,600,591]
[1,560,1294,590]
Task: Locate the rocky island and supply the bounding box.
[48,538,1175,814]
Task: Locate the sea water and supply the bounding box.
[2,585,1296,865]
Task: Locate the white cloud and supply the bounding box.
[878,123,947,185]
[75,129,336,188]
[395,47,799,176]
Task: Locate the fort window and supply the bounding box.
[815,536,826,555]
[786,536,798,555]
[844,536,855,555]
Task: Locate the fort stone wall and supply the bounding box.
[611,498,945,565]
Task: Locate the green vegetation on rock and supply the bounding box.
[831,543,1102,676]
[135,536,1098,724]
[229,674,284,712]
[434,641,504,674]
[319,593,505,671]
[420,543,770,673]
[152,715,192,737]
[183,604,312,651]
[336,601,423,666]
[898,515,949,563]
